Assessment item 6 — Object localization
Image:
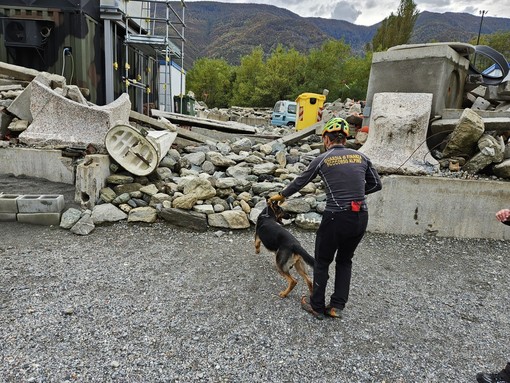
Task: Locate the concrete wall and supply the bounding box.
[367,175,510,240]
[0,147,74,184]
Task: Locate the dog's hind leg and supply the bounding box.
[275,250,297,297]
[254,234,261,254]
[295,258,313,294]
[276,268,297,298]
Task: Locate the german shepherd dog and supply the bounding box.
[255,200,315,298]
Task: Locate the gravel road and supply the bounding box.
[1,175,509,382]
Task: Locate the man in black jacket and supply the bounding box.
[269,117,382,320]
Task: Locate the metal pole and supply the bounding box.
[476,10,487,45]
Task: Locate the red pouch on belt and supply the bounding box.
[351,201,362,212]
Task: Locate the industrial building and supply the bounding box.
[0,0,187,113]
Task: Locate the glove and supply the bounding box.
[268,193,285,203]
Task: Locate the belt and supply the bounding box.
[328,202,368,212]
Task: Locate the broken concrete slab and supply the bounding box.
[0,147,74,184]
[0,60,40,82]
[18,81,131,151]
[75,154,111,209]
[360,92,438,175]
[7,72,66,122]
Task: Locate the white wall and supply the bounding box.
[158,60,186,112]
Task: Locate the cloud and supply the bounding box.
[331,1,362,23]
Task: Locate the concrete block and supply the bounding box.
[0,212,17,221]
[471,97,491,111]
[0,147,74,184]
[19,80,131,152]
[367,175,510,240]
[17,212,61,225]
[0,213,16,222]
[360,92,438,175]
[75,154,111,209]
[0,194,20,213]
[364,44,470,125]
[16,194,64,213]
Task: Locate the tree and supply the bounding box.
[301,40,352,101]
[256,45,306,106]
[371,0,419,51]
[341,53,372,101]
[186,58,233,108]
[188,41,373,108]
[470,31,510,59]
[231,47,266,107]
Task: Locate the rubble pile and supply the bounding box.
[1,61,509,235]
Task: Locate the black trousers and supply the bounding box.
[310,210,368,311]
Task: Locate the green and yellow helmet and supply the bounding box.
[322,117,350,137]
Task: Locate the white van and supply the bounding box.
[270,100,297,127]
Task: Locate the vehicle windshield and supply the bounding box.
[273,102,283,113]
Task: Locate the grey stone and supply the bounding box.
[208,210,250,229]
[295,212,322,230]
[91,203,128,224]
[127,206,158,223]
[442,108,485,158]
[159,207,208,231]
[206,151,236,167]
[70,214,95,235]
[59,208,82,229]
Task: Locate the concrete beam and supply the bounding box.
[367,175,510,240]
[430,117,510,134]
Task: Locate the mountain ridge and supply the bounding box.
[163,2,510,68]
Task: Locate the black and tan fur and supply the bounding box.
[255,200,315,298]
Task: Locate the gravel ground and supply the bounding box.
[1,175,509,382]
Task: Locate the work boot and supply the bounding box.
[300,295,324,320]
[324,305,343,319]
[476,369,510,383]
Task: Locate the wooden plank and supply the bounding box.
[129,110,216,144]
[151,109,257,134]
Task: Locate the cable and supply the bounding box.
[61,49,66,76]
[395,129,455,171]
[61,48,74,84]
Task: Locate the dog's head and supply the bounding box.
[265,198,290,224]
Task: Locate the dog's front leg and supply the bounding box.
[254,234,261,254]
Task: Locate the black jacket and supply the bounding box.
[281,144,382,212]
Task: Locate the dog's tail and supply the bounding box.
[292,244,315,268]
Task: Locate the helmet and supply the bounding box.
[322,117,349,137]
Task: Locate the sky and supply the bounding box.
[185,0,510,26]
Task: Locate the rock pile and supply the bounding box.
[60,135,331,235]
